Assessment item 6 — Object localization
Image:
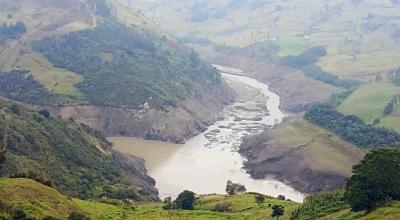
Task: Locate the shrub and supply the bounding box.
[213,202,232,212]
[67,212,90,220]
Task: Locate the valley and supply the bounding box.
[1,0,400,219]
[112,66,304,202]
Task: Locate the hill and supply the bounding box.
[0,0,234,142]
[3,178,400,219]
[0,178,300,220]
[0,98,158,201]
[240,117,365,193]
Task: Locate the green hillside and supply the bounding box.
[0,97,157,201]
[0,178,300,220]
[3,177,400,219]
[338,83,400,124]
[0,0,221,109]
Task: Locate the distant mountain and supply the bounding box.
[0,97,158,201]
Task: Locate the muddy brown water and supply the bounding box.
[111,66,304,202]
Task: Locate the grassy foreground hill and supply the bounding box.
[0,178,300,220]
[2,178,400,219]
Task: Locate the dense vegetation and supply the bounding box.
[32,19,220,109]
[0,70,80,106]
[0,98,154,200]
[345,148,400,211]
[305,104,400,148]
[0,22,26,43]
[281,47,358,88]
[291,189,346,219]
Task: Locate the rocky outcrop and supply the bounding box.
[26,81,235,143]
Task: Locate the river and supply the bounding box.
[110,66,304,202]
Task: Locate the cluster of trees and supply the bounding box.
[225,180,247,196]
[383,94,400,116]
[163,190,196,210]
[33,19,220,109]
[0,21,26,43]
[0,99,150,201]
[280,47,358,88]
[305,104,400,148]
[345,148,400,211]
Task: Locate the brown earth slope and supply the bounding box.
[240,116,365,193]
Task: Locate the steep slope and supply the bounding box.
[0,98,157,200]
[0,0,235,142]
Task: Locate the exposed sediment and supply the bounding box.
[25,81,235,144]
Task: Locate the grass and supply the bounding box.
[379,107,400,132]
[18,50,84,97]
[0,178,300,220]
[337,83,400,124]
[269,118,365,176]
[4,178,400,219]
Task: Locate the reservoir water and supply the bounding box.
[111,66,304,202]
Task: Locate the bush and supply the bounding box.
[255,194,265,206]
[67,212,90,220]
[213,202,232,212]
[277,195,286,200]
[38,109,50,118]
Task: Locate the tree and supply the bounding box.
[344,149,400,211]
[12,208,27,220]
[175,190,196,210]
[271,205,285,220]
[225,180,247,196]
[162,196,176,210]
[255,194,265,206]
[277,195,286,200]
